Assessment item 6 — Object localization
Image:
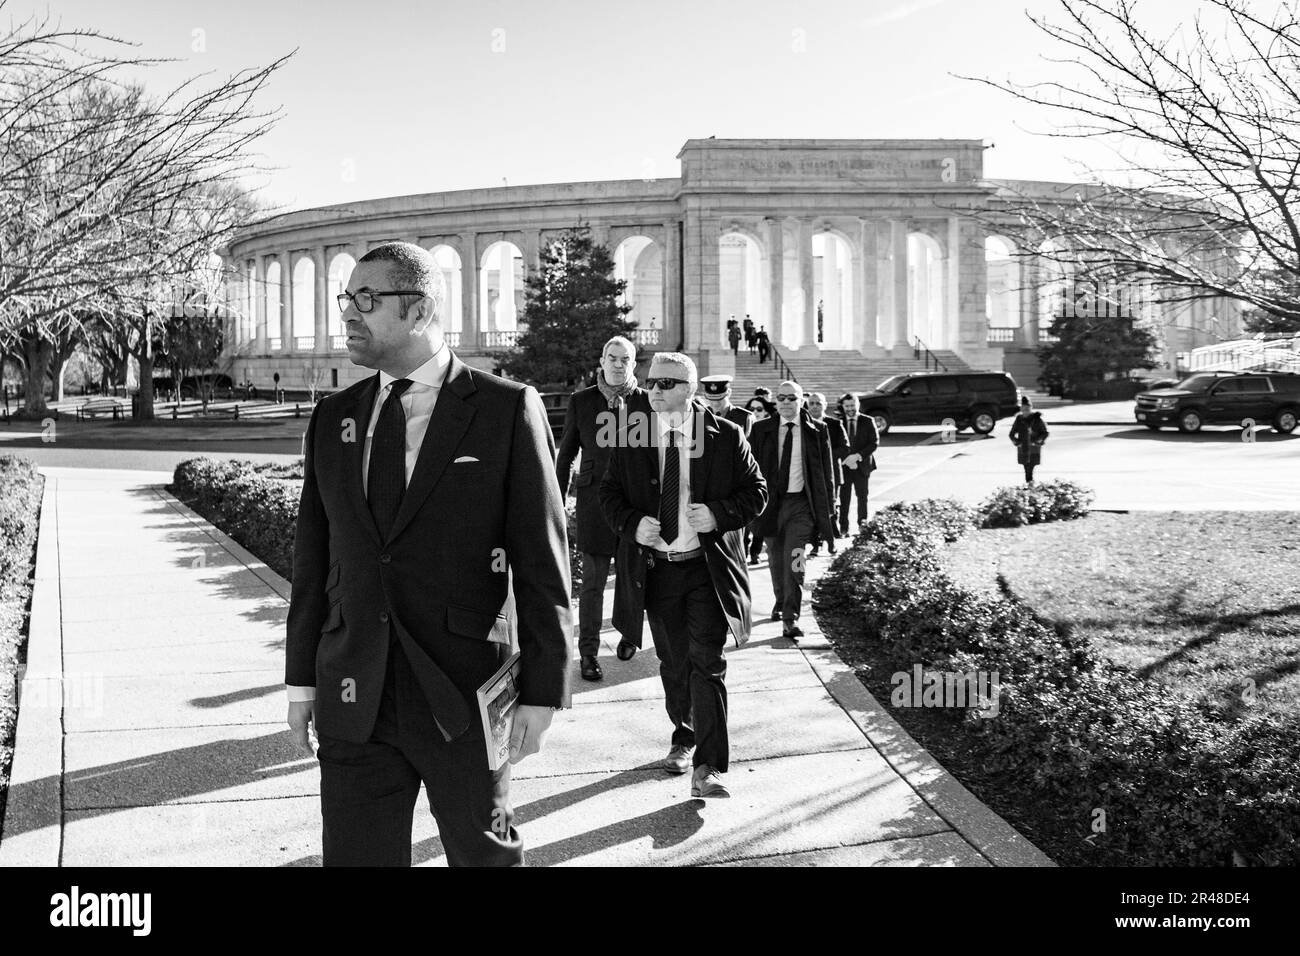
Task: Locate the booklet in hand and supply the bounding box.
[477,651,522,771]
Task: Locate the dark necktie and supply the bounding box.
[778,422,793,496]
[848,418,856,444]
[368,378,414,538]
[659,430,680,545]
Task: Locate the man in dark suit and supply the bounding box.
[750,380,836,641]
[836,392,879,536]
[555,336,651,681]
[806,391,845,557]
[698,374,754,437]
[285,242,570,867]
[599,352,767,798]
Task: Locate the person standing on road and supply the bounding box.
[555,336,652,681]
[1009,396,1049,483]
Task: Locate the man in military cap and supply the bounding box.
[699,374,754,438]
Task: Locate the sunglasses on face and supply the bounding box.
[647,377,689,391]
[775,393,800,402]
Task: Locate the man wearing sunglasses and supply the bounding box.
[749,380,836,641]
[286,242,570,866]
[599,353,767,798]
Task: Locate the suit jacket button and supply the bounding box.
[379,611,390,623]
[380,553,391,564]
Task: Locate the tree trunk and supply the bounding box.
[21,337,53,415]
[135,352,156,421]
[50,352,67,403]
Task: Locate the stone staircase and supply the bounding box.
[728,347,975,401]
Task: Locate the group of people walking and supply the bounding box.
[726,314,772,362]
[554,335,881,801]
[284,241,1046,868]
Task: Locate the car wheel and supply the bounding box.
[1145,423,1162,431]
[1274,407,1299,434]
[1177,409,1203,433]
[870,412,891,436]
[970,406,996,434]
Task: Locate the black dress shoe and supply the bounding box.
[770,606,782,622]
[580,655,603,681]
[783,624,804,642]
[616,640,637,661]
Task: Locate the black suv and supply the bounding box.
[1134,371,1300,433]
[857,371,1020,435]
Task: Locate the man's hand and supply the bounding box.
[686,503,718,533]
[509,704,555,765]
[635,516,662,546]
[287,699,317,757]
[843,453,862,469]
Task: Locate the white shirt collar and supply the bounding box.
[378,343,450,392]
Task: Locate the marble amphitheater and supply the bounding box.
[220,138,1241,394]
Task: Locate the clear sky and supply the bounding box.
[4,0,1191,211]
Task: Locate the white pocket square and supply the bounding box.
[453,456,480,463]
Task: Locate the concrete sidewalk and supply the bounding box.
[0,468,1052,867]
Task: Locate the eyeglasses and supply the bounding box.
[775,393,800,402]
[647,377,689,391]
[337,290,425,314]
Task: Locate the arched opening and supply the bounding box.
[479,241,524,332]
[908,232,944,348]
[264,260,282,349]
[614,236,663,333]
[718,231,764,347]
[813,231,854,348]
[985,235,1019,340]
[327,252,356,346]
[292,256,315,346]
[427,244,463,335]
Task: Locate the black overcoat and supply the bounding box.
[749,411,837,543]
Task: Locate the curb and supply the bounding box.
[0,475,63,866]
[802,560,1055,867]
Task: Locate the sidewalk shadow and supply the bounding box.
[3,729,310,841]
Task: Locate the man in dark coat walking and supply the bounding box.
[555,335,651,681]
[750,380,836,641]
[835,392,879,536]
[599,352,767,798]
[806,392,845,556]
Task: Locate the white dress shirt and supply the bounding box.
[779,417,805,494]
[287,345,451,703]
[655,411,700,553]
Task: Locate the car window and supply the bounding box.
[901,378,929,396]
[929,378,960,394]
[1238,377,1272,393]
[1211,379,1243,393]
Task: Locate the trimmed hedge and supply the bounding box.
[171,458,300,581]
[0,456,45,832]
[817,489,1300,866]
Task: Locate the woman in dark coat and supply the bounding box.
[743,397,777,563]
[1008,396,1049,483]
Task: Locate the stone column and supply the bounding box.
[1020,254,1038,347]
[280,251,294,350]
[889,219,909,350]
[522,230,542,276]
[947,217,961,351]
[255,256,268,353]
[766,217,784,348]
[798,218,815,350]
[498,243,516,329]
[461,233,478,350]
[663,220,682,349]
[821,231,839,346]
[314,246,330,353]
[857,218,879,352]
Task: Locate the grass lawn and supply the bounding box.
[941,511,1300,721]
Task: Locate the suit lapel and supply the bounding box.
[690,406,717,501]
[384,351,476,544]
[343,375,383,548]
